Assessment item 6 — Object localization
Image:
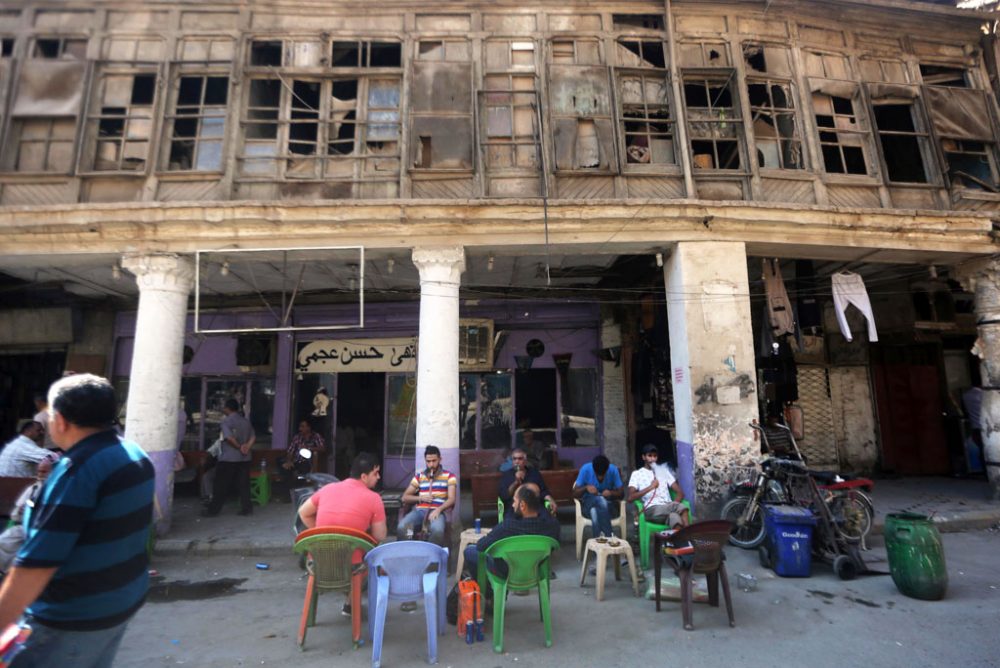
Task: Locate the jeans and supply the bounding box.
[11,617,130,668]
[462,544,505,581]
[207,460,251,514]
[396,507,446,546]
[581,493,616,539]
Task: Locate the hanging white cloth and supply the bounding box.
[831,271,878,342]
[762,259,795,337]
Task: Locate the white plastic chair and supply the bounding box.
[574,498,627,560]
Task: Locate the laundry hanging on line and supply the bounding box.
[762,259,795,337]
[831,271,878,342]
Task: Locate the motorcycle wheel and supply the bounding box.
[830,492,873,543]
[834,554,858,581]
[720,496,766,548]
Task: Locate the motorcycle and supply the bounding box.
[721,422,875,548]
[291,448,338,536]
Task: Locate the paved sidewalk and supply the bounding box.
[154,476,1000,557]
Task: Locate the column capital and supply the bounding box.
[953,256,1000,294]
[122,253,195,295]
[412,246,466,284]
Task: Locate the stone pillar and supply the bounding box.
[600,313,628,468]
[122,253,194,535]
[412,246,466,518]
[664,242,758,516]
[956,258,1000,499]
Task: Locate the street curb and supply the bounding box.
[872,510,1000,536]
[154,539,292,557]
[155,512,1000,558]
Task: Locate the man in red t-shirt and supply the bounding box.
[298,452,387,541]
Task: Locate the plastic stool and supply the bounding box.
[250,470,271,506]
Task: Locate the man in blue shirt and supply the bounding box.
[573,454,624,540]
[0,374,154,667]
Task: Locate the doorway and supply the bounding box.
[335,373,386,479]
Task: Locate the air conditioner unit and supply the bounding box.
[236,336,276,372]
[459,319,494,371]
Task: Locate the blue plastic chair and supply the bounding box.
[364,541,449,668]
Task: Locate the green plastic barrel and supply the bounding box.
[884,513,947,601]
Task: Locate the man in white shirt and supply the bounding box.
[0,421,50,478]
[33,394,56,450]
[627,444,689,528]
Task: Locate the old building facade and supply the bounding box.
[2,0,1000,531]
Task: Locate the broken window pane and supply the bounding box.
[812,91,870,175]
[612,14,663,31]
[872,102,929,183]
[166,73,229,171]
[618,71,673,166]
[332,42,359,67]
[684,74,743,170]
[747,79,802,169]
[370,42,401,67]
[942,139,998,190]
[86,71,157,171]
[617,40,666,69]
[250,40,282,66]
[920,64,968,88]
[1,38,13,57]
[418,41,444,60]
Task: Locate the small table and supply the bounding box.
[455,527,492,578]
[579,537,640,601]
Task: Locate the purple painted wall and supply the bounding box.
[113,301,604,485]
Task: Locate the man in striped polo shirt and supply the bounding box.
[0,374,155,667]
[397,445,456,547]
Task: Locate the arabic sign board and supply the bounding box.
[297,338,417,373]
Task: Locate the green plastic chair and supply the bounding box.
[635,494,693,570]
[293,527,376,650]
[477,535,560,653]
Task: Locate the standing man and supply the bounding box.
[201,399,255,517]
[573,454,624,540]
[397,445,456,546]
[0,374,154,667]
[0,421,49,478]
[463,484,560,580]
[31,395,55,450]
[498,447,556,516]
[627,444,689,529]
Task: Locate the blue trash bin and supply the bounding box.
[763,505,816,577]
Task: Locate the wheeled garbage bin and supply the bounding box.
[762,505,816,577]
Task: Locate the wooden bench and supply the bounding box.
[0,477,35,518]
[470,468,579,520]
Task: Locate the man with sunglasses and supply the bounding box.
[498,447,556,517]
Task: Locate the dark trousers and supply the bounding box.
[208,461,251,514]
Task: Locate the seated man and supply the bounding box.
[397,445,456,546]
[297,452,386,617]
[0,453,58,577]
[463,484,560,580]
[0,420,49,478]
[573,454,624,540]
[498,448,556,517]
[280,419,326,492]
[627,444,690,529]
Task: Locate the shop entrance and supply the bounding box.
[334,373,386,479]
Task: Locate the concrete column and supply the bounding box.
[122,253,194,535]
[664,242,758,516]
[956,258,1000,499]
[411,246,466,515]
[600,314,628,468]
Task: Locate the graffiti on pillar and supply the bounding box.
[694,374,756,405]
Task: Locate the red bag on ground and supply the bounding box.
[456,579,482,637]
